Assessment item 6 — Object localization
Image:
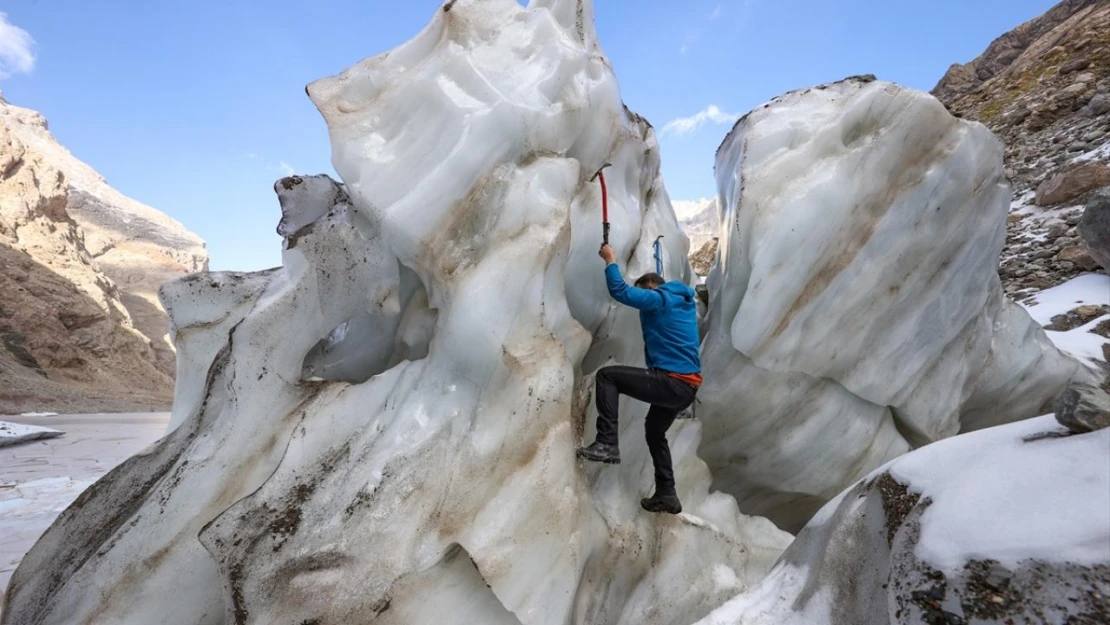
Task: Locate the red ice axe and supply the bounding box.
[591,163,613,244]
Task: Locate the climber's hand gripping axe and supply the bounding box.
[591,163,613,245]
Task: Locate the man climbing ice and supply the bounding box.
[576,243,702,515]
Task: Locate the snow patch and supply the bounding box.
[890,415,1110,571]
[1009,190,1036,214]
[1020,274,1110,367]
[1071,138,1110,165]
[1021,273,1110,325]
[1046,314,1110,367]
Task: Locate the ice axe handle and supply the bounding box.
[596,167,610,245]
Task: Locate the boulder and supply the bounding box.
[1083,93,1110,117]
[1056,244,1101,271]
[696,415,1110,625]
[1055,383,1110,433]
[1062,82,1089,97]
[1045,221,1069,238]
[1058,58,1091,75]
[1036,162,1110,206]
[1078,187,1110,271]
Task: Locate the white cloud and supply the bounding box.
[245,153,297,177]
[661,105,740,137]
[0,12,35,80]
[709,3,722,20]
[679,31,697,56]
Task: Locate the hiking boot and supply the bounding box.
[640,492,682,514]
[576,441,620,464]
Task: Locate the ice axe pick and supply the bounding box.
[590,163,613,245]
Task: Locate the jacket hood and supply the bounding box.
[658,281,695,301]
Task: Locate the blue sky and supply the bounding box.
[1,0,1058,271]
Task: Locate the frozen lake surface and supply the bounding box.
[0,413,169,596]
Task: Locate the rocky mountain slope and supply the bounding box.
[0,93,207,414]
[932,0,1110,301]
[675,198,720,276]
[674,198,718,250]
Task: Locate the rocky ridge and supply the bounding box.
[0,94,207,413]
[933,0,1110,300]
[690,238,718,277]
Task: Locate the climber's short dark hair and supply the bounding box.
[635,273,665,289]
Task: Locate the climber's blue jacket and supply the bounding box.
[604,263,701,375]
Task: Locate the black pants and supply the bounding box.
[594,366,697,496]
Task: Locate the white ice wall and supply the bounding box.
[699,76,1096,531]
[1,2,789,624]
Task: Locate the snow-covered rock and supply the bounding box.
[695,415,1110,625]
[1,2,789,624]
[699,76,1098,531]
[0,421,62,449]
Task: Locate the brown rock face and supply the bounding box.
[1036,161,1110,205]
[0,95,207,413]
[933,0,1110,197]
[689,238,719,277]
[934,0,1110,299]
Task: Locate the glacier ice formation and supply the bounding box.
[2,3,1098,625]
[1,2,789,624]
[697,76,1097,531]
